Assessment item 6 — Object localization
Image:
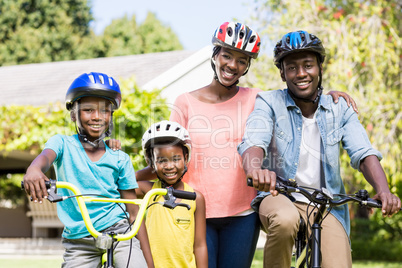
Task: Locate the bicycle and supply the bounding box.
[22,179,196,268]
[247,177,401,268]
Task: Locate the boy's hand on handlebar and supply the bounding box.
[23,166,49,203]
[247,168,278,196]
[374,191,401,216]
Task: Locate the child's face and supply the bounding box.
[152,144,187,185]
[76,97,112,141]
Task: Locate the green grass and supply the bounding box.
[1,250,402,268]
[251,249,402,268]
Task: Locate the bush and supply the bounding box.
[351,216,402,261]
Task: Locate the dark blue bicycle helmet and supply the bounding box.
[273,30,326,69]
[66,72,121,111]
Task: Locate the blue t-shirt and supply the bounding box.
[45,134,138,239]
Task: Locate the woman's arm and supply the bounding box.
[135,166,158,181]
[193,190,208,268]
[326,91,358,113]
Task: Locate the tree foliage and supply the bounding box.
[95,12,183,58]
[247,0,401,198]
[0,0,93,65]
[0,2,183,65]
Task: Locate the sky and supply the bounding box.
[90,0,254,51]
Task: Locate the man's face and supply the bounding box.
[281,51,322,101]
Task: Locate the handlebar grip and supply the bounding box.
[21,180,53,190]
[365,198,383,208]
[172,189,196,200]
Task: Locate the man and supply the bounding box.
[237,30,401,267]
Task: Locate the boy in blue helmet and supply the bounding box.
[23,72,153,268]
[238,31,401,267]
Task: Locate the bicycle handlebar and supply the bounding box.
[247,177,400,210]
[21,180,196,241]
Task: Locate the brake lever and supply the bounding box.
[163,187,191,210]
[163,201,191,210]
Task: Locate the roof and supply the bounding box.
[0,49,197,106]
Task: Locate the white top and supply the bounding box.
[293,115,322,203]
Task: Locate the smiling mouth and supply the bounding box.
[88,124,105,131]
[164,172,177,178]
[221,69,237,79]
[296,81,310,86]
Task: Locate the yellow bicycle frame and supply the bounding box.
[56,181,168,241]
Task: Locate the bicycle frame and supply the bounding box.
[23,180,196,268]
[293,202,327,268]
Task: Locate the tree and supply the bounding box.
[0,2,184,65]
[98,12,183,57]
[137,12,183,53]
[0,0,93,65]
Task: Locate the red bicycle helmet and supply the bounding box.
[212,22,261,59]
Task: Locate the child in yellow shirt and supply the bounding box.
[136,120,208,268]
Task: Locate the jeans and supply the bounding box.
[207,212,260,268]
[61,219,147,268]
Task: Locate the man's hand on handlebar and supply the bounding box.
[373,191,401,217]
[247,168,278,196]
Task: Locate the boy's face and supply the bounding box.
[281,51,322,101]
[214,47,250,86]
[74,97,112,141]
[152,144,187,185]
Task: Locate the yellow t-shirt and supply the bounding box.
[146,181,197,268]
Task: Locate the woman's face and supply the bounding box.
[213,47,250,86]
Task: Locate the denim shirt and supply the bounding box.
[237,89,382,236]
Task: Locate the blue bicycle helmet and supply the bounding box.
[273,30,325,69]
[66,72,121,110]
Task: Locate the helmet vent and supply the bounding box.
[227,27,233,37]
[239,30,245,39]
[108,77,113,86]
[249,36,256,43]
[99,74,105,84]
[300,32,306,41]
[88,74,95,83]
[165,124,171,130]
[175,127,180,132]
